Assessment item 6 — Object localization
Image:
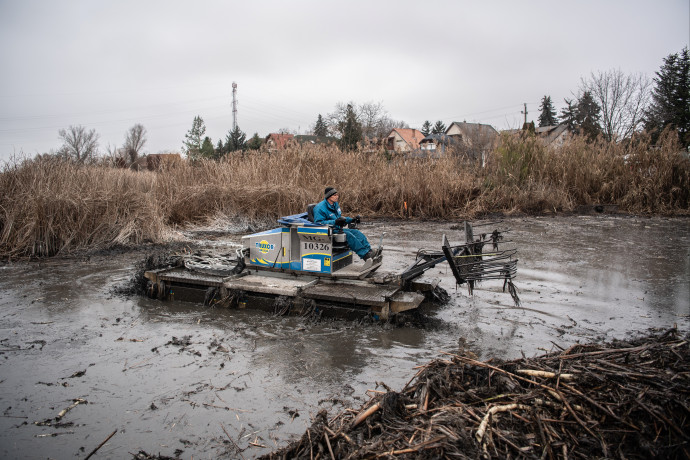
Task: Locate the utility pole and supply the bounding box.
[232,82,238,131]
[521,103,528,126]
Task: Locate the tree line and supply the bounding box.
[52,47,690,164]
[537,47,689,147]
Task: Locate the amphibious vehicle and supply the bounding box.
[144,208,519,320]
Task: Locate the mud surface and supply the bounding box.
[0,215,688,459]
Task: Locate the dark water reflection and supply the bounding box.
[0,215,687,458]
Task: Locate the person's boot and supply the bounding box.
[362,250,374,269]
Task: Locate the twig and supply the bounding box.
[84,429,117,460]
[351,402,381,428]
[475,403,529,443]
[517,369,575,380]
[35,431,75,438]
[323,431,335,460]
[377,435,446,456]
[220,422,246,460]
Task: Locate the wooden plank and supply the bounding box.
[333,260,382,279]
[223,274,317,297]
[147,267,227,287]
[389,291,425,313]
[301,282,400,307]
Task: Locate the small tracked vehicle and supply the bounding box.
[144,209,519,320]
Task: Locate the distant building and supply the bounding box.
[294,135,338,146]
[385,128,425,155]
[418,134,457,158]
[445,122,499,165]
[535,123,570,147]
[265,133,294,150]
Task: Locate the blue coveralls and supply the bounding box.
[312,199,371,259]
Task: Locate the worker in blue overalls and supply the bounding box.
[312,187,379,263]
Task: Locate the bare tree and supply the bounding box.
[326,101,354,138]
[326,101,408,141]
[359,101,386,140]
[58,125,100,163]
[124,124,147,163]
[579,69,651,142]
[378,116,409,138]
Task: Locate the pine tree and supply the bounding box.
[200,136,215,159]
[215,139,225,157]
[339,104,362,151]
[560,94,601,141]
[646,47,690,147]
[183,115,206,160]
[313,114,328,137]
[247,133,263,150]
[421,120,432,136]
[538,96,558,127]
[560,99,578,132]
[432,120,446,134]
[225,126,247,153]
[576,91,602,140]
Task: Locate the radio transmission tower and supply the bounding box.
[232,82,238,131]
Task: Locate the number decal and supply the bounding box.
[302,242,331,251]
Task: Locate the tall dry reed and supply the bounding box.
[1,132,687,258]
[0,157,165,257]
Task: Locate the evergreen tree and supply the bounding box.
[538,96,558,127]
[215,139,225,157]
[560,99,578,132]
[576,91,602,140]
[339,104,362,151]
[247,133,263,150]
[432,120,446,134]
[200,136,215,159]
[183,115,206,160]
[421,120,432,136]
[560,94,602,141]
[225,126,247,152]
[313,114,328,137]
[645,47,690,147]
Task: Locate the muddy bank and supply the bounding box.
[0,215,688,459]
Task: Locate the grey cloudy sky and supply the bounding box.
[1,0,688,162]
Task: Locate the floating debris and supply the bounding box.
[261,327,689,459]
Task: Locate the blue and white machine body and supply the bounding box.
[241,211,353,275]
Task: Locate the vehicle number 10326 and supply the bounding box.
[302,242,330,252]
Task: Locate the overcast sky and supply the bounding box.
[1,0,688,162]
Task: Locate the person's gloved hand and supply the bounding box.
[354,215,361,224]
[335,217,347,227]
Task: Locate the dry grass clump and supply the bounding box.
[0,157,165,257]
[1,132,688,258]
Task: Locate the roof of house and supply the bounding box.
[446,121,499,136]
[535,123,569,145]
[388,128,425,150]
[265,133,294,149]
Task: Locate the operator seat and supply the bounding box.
[307,203,317,223]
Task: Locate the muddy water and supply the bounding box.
[0,216,688,459]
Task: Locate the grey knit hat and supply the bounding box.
[324,187,338,200]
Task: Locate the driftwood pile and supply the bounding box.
[261,328,689,459]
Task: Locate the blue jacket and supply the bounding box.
[312,199,352,226]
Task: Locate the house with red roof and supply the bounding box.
[264,133,294,150]
[385,128,425,155]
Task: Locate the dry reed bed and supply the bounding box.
[261,328,689,459]
[1,133,688,258]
